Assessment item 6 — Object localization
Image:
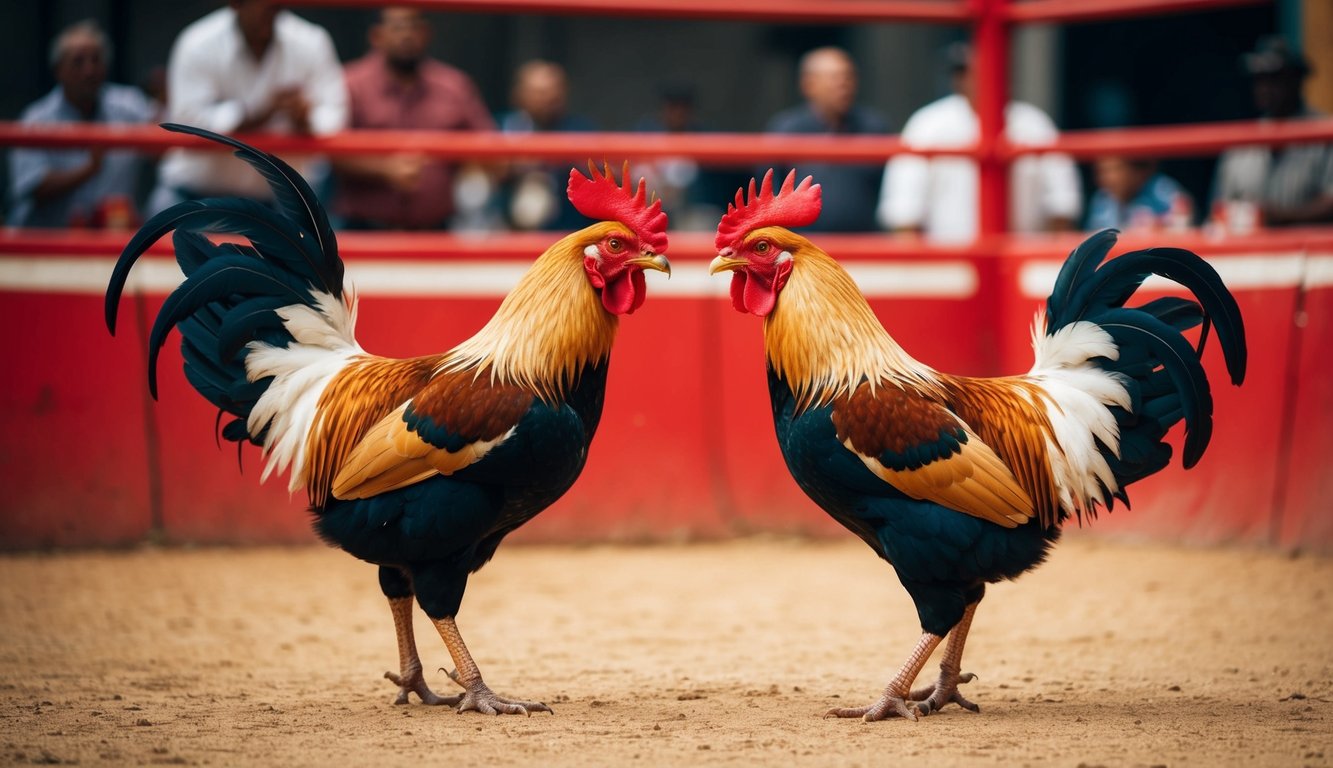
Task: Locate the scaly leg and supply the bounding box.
[383,596,457,705]
[434,616,552,716]
[909,600,981,716]
[826,632,943,722]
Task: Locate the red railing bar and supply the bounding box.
[1005,0,1270,24]
[1024,118,1333,160]
[7,120,1333,164]
[0,122,950,163]
[282,0,970,23]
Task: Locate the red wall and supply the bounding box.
[1,229,1329,551]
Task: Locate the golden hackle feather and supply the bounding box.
[442,222,622,402]
[760,230,940,412]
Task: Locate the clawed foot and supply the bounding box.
[384,665,460,706]
[440,667,552,716]
[909,667,980,716]
[825,693,920,722]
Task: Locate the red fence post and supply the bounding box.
[971,0,1010,243]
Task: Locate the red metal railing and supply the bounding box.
[4,119,1331,163]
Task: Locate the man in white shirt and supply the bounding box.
[877,43,1081,243]
[148,0,347,212]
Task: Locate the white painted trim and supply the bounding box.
[0,255,980,300]
[4,250,1314,301]
[1304,254,1333,290]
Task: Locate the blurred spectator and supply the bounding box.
[1086,157,1193,232]
[9,20,154,228]
[632,82,740,231]
[333,7,495,230]
[497,60,596,231]
[1210,36,1333,229]
[765,47,889,232]
[148,0,347,213]
[878,42,1081,243]
[139,65,169,121]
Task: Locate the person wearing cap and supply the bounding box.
[9,19,154,228]
[1210,35,1333,228]
[877,41,1081,243]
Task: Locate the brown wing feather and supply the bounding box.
[832,382,1035,528]
[330,369,534,501]
[938,375,1063,529]
[305,355,441,509]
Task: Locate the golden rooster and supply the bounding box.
[106,124,671,715]
[709,170,1246,722]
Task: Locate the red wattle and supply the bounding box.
[601,269,647,315]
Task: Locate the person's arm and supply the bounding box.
[302,29,348,136]
[880,154,928,235]
[1262,150,1333,225]
[165,31,248,133]
[879,109,931,234]
[331,153,426,192]
[1038,152,1082,232]
[27,150,103,204]
[1263,195,1333,226]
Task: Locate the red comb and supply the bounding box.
[567,161,669,254]
[715,169,822,250]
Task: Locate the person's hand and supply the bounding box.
[85,148,105,178]
[382,153,427,193]
[272,87,312,134]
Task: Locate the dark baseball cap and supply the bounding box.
[1242,35,1310,76]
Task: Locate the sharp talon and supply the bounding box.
[960,672,977,683]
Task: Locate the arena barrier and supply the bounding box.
[1,228,1330,550]
[2,0,1331,550]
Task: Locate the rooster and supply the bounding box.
[105,124,671,715]
[709,170,1246,722]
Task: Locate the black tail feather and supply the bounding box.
[106,124,345,446]
[158,122,341,295]
[1043,229,1247,497]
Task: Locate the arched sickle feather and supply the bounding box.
[1047,228,1118,327]
[146,256,313,398]
[107,197,315,334]
[159,123,341,292]
[1097,308,1214,468]
[1070,247,1247,386]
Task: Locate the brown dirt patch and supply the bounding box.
[1,536,1330,767]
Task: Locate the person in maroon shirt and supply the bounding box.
[334,7,495,229]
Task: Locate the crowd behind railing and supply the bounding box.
[7,4,1333,241]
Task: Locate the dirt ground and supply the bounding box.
[0,537,1329,768]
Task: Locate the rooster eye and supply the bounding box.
[607,237,626,254]
[754,241,771,255]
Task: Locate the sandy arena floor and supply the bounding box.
[0,536,1329,767]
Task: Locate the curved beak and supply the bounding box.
[709,255,748,275]
[628,253,671,277]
